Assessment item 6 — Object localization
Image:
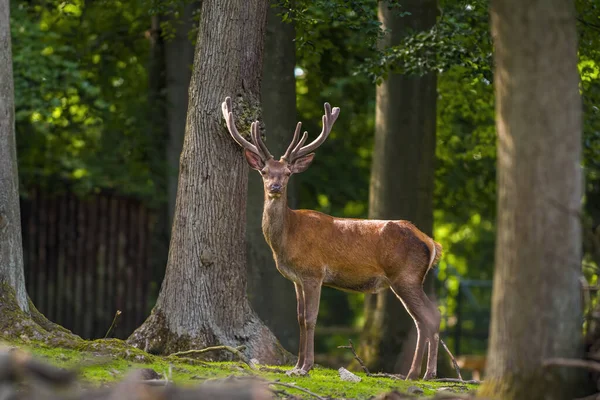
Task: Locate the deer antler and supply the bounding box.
[221,97,272,160]
[282,102,340,162]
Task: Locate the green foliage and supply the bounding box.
[434,66,496,282]
[359,0,492,83]
[277,0,382,60]
[292,2,376,220]
[11,0,164,202]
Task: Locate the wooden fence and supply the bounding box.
[20,188,158,339]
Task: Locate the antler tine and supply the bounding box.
[291,131,309,156]
[222,97,260,155]
[252,121,273,160]
[292,102,340,159]
[282,122,302,161]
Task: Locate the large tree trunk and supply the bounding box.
[479,1,585,398]
[128,0,289,364]
[246,2,298,354]
[0,0,28,313]
[358,0,437,373]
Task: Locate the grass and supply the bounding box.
[3,339,478,399]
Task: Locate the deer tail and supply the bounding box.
[428,239,443,270]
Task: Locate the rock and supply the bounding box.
[338,367,361,382]
[407,385,424,395]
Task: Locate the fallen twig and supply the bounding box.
[338,339,370,375]
[430,378,480,384]
[440,338,463,381]
[169,345,255,370]
[369,372,405,380]
[543,357,600,373]
[169,356,210,366]
[104,310,122,339]
[258,366,287,373]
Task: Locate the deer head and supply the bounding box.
[221,97,340,199]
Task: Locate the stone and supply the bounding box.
[338,367,361,382]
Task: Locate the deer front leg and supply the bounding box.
[300,279,322,374]
[288,282,306,374]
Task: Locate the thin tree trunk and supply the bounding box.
[247,2,298,353]
[479,1,586,398]
[128,0,289,364]
[359,0,437,374]
[0,0,28,313]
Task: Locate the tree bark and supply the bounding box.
[359,0,437,374]
[128,0,290,364]
[479,1,586,398]
[246,2,299,354]
[0,0,28,313]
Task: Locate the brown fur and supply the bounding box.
[223,98,442,380]
[256,159,442,380]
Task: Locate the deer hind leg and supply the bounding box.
[425,318,440,380]
[391,281,441,380]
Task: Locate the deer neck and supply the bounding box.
[262,190,291,252]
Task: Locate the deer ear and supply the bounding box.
[244,149,265,170]
[290,153,315,174]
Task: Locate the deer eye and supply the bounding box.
[260,169,267,175]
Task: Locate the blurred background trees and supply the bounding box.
[7,0,600,376]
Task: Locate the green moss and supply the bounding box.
[222,94,263,141]
[7,339,478,399]
[126,309,195,355]
[0,282,84,350]
[1,283,475,397]
[0,282,50,341]
[78,338,156,363]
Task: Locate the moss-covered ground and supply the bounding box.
[2,338,478,399]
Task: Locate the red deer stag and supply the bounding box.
[222,97,442,380]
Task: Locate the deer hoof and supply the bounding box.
[405,371,420,381]
[423,372,437,380]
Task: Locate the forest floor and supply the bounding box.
[1,337,479,399]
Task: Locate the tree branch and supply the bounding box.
[440,338,463,381]
[169,345,255,370]
[337,339,370,375]
[543,358,600,373]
